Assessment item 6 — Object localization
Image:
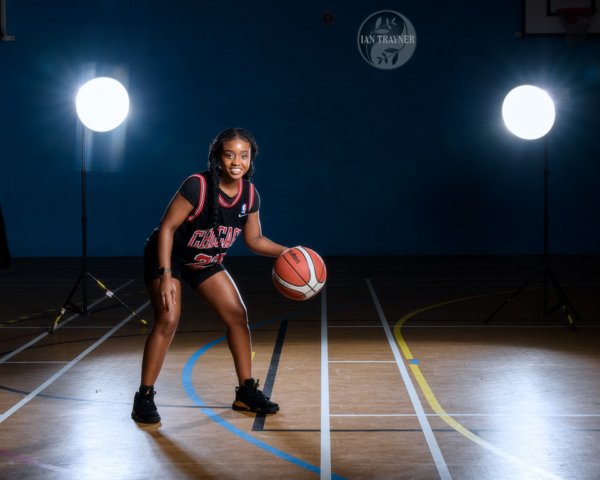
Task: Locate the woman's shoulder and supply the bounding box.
[181,171,209,186]
[185,171,209,180]
[179,172,210,198]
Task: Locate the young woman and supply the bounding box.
[132,128,288,424]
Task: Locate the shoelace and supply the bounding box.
[141,390,156,402]
[246,380,271,400]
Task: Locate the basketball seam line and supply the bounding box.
[280,252,312,285]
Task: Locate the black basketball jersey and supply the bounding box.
[154,172,260,270]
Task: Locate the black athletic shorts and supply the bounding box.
[143,239,224,289]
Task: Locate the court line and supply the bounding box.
[393,294,566,480]
[320,286,332,480]
[328,325,384,328]
[0,448,71,473]
[0,326,123,330]
[331,413,433,417]
[329,324,583,329]
[331,413,600,418]
[0,300,150,424]
[329,360,396,363]
[0,279,135,364]
[367,279,452,480]
[3,361,70,364]
[181,313,346,480]
[252,320,288,431]
[0,288,146,480]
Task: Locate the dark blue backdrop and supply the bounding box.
[1,1,599,257]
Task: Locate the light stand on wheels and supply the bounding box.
[51,77,147,333]
[486,85,579,330]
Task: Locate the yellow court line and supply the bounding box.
[393,293,565,480]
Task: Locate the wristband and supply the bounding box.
[158,267,172,276]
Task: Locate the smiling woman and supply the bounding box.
[132,127,290,424]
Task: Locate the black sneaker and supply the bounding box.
[232,378,280,414]
[131,387,161,424]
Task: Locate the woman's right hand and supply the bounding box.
[155,192,194,312]
[158,275,177,311]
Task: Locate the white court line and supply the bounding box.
[331,413,600,418]
[0,279,135,365]
[0,300,150,424]
[3,361,70,364]
[0,326,125,330]
[331,413,428,417]
[328,325,384,328]
[328,324,593,329]
[320,286,331,480]
[367,279,452,480]
[329,360,396,363]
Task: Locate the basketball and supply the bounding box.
[272,246,327,301]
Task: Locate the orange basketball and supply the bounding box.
[272,246,327,301]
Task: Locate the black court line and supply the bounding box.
[252,320,288,431]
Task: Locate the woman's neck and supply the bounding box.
[219,177,240,197]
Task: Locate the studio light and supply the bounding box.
[51,76,145,332]
[487,84,579,329]
[502,85,555,140]
[75,77,129,132]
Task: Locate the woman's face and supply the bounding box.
[219,137,252,182]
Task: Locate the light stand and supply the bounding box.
[486,85,579,330]
[50,77,146,332]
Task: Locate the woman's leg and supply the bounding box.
[132,277,183,423]
[141,277,183,386]
[195,270,251,384]
[195,269,279,413]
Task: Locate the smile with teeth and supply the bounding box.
[230,167,242,174]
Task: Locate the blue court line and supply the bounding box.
[181,320,346,480]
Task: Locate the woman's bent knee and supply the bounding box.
[153,312,179,337]
[223,305,248,329]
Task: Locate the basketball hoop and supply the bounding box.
[556,7,595,41]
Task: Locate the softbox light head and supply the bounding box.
[75,77,129,132]
[502,85,555,140]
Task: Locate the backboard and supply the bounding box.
[522,0,600,36]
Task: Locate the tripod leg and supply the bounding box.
[50,272,85,333]
[87,273,148,327]
[545,268,578,330]
[485,267,542,323]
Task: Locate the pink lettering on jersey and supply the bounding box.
[187,230,206,249]
[187,252,226,269]
[221,227,242,249]
[188,227,242,251]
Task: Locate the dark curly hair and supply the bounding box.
[206,128,259,259]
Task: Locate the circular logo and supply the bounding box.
[357,10,417,70]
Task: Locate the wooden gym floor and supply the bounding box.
[0,255,599,480]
